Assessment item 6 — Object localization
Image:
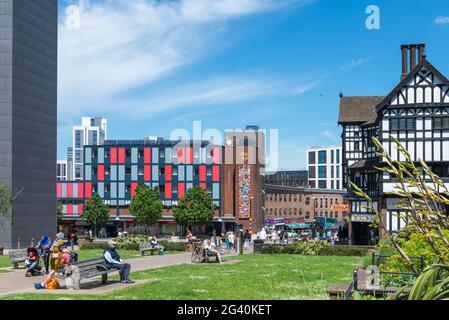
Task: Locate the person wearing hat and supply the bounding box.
[104,240,134,284]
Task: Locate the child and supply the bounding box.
[25,247,42,277]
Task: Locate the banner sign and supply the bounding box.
[238,165,251,219]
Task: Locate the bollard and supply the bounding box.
[31,238,35,247]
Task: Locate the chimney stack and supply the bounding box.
[400,44,426,80]
[410,44,417,71]
[418,44,426,63]
[401,45,408,80]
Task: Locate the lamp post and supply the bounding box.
[249,196,255,235]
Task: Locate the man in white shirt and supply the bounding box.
[204,239,222,264]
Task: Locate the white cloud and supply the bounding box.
[341,56,374,71]
[435,15,449,25]
[58,0,311,116]
[291,76,326,95]
[323,130,340,143]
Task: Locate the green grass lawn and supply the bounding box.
[1,254,366,300]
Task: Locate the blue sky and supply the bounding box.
[57,0,449,169]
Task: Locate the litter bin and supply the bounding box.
[253,240,264,254]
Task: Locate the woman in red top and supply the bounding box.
[35,248,71,290]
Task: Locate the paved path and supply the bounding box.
[0,252,193,297]
[0,249,243,297]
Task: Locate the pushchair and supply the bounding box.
[25,247,43,277]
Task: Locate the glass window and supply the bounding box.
[433,117,449,130]
[319,180,326,189]
[308,152,316,165]
[318,166,327,178]
[318,151,327,164]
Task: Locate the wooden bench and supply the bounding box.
[139,242,160,256]
[56,257,118,290]
[9,249,28,269]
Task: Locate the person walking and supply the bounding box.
[243,229,251,250]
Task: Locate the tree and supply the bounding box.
[173,186,216,231]
[56,201,64,226]
[129,185,163,235]
[81,194,109,238]
[0,183,22,219]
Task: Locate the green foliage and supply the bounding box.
[391,264,449,300]
[114,236,188,252]
[173,186,216,227]
[56,201,63,225]
[351,135,449,299]
[129,185,163,233]
[0,183,22,218]
[81,194,110,236]
[262,241,369,257]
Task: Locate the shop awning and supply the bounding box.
[285,223,311,229]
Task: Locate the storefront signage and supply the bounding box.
[351,214,376,223]
[330,204,349,211]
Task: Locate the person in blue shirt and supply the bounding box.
[37,235,51,274]
[104,240,135,284]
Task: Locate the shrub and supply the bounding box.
[78,241,109,250]
[261,241,368,257]
[114,236,189,252]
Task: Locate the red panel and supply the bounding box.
[178,148,184,164]
[78,205,83,215]
[186,148,193,164]
[200,183,207,190]
[199,165,207,182]
[98,165,105,181]
[67,204,73,215]
[57,183,62,198]
[212,147,220,164]
[165,165,172,182]
[165,183,172,199]
[85,182,92,198]
[213,166,220,182]
[144,148,151,164]
[110,148,117,164]
[144,165,151,181]
[178,183,185,199]
[119,148,126,164]
[131,182,139,197]
[67,183,73,198]
[78,183,84,199]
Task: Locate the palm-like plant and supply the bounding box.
[350,135,449,300]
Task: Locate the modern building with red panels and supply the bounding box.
[57,126,266,236]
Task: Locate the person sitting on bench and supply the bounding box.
[203,238,222,264]
[104,240,135,284]
[150,236,165,255]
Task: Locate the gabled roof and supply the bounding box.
[348,158,380,170]
[338,96,385,125]
[375,58,449,111]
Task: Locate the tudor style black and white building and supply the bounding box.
[339,44,449,245]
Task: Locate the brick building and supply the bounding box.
[264,184,348,224]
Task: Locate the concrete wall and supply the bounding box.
[0,0,57,249]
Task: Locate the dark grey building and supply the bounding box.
[265,170,309,188]
[0,0,58,249]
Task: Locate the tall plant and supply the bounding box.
[351,135,449,299]
[81,194,110,238]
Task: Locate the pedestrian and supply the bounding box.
[259,228,267,241]
[243,229,251,250]
[37,235,51,274]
